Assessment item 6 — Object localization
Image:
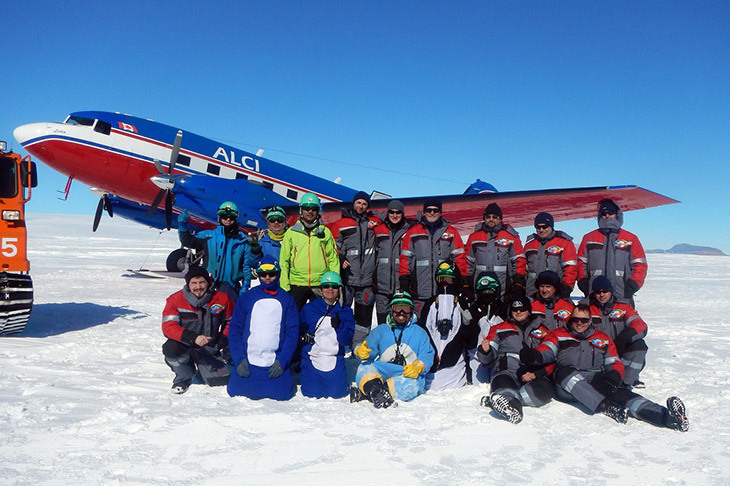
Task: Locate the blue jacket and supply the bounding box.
[299,298,355,398]
[364,316,435,371]
[179,224,252,293]
[227,285,299,400]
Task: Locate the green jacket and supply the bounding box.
[279,220,340,290]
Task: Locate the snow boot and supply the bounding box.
[490,393,524,424]
[171,382,190,395]
[362,378,396,409]
[480,395,492,409]
[665,396,689,432]
[598,399,628,424]
[350,386,366,403]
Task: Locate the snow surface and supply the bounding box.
[2,214,729,485]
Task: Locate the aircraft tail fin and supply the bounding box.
[464,179,498,195]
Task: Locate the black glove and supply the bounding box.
[268,359,283,379]
[236,359,250,378]
[560,283,573,300]
[625,279,640,298]
[591,370,622,396]
[331,313,341,329]
[398,275,411,295]
[512,273,527,290]
[459,285,475,309]
[577,277,590,296]
[519,344,542,365]
[612,329,634,355]
[249,234,262,256]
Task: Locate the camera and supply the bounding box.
[436,318,453,338]
[389,352,406,366]
[300,333,315,345]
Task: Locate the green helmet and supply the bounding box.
[435,261,457,280]
[390,291,414,308]
[320,271,342,287]
[475,273,500,294]
[299,192,321,209]
[217,201,239,218]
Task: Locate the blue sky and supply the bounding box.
[3,1,729,253]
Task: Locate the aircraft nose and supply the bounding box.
[13,122,49,146]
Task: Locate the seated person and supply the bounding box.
[477,296,554,424]
[299,271,355,399]
[161,266,234,394]
[584,275,648,388]
[351,292,435,408]
[521,304,689,432]
[227,256,299,401]
[420,262,480,391]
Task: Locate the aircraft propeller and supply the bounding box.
[92,193,114,232]
[146,130,188,229]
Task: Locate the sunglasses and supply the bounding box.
[258,271,279,278]
[535,224,550,230]
[392,309,411,316]
[320,284,339,289]
[301,206,319,211]
[268,217,285,223]
[424,207,441,214]
[512,307,529,313]
[570,317,591,324]
[219,215,236,220]
[388,210,403,215]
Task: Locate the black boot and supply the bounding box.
[362,378,396,409]
[350,386,366,403]
[597,399,628,424]
[665,397,689,432]
[490,393,524,424]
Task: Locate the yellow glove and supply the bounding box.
[354,341,372,360]
[403,360,426,379]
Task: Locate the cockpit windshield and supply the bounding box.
[63,115,95,126]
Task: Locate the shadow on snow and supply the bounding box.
[20,302,144,337]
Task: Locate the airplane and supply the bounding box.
[13,110,679,271]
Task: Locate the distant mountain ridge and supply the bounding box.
[647,243,727,256]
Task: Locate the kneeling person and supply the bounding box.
[162,266,234,394]
[227,256,299,401]
[352,292,435,408]
[299,271,356,398]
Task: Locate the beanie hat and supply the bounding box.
[534,212,554,228]
[591,275,613,293]
[185,266,211,285]
[536,270,561,288]
[509,295,532,313]
[598,199,619,216]
[387,199,405,212]
[423,198,442,212]
[353,191,370,205]
[483,203,503,219]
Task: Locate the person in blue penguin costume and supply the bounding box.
[227,255,299,400]
[351,291,435,408]
[299,271,356,398]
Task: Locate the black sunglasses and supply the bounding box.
[320,284,340,289]
[535,224,550,230]
[258,271,279,278]
[388,210,403,215]
[570,317,591,324]
[424,207,441,214]
[268,217,286,223]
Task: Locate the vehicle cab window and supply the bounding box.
[0,157,18,198]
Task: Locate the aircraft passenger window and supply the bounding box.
[261,181,274,190]
[176,154,190,167]
[93,121,112,135]
[235,173,248,180]
[287,189,298,200]
[206,163,220,175]
[0,157,18,198]
[65,116,95,126]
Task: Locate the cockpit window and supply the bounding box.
[94,120,112,135]
[64,116,95,126]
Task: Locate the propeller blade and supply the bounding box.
[103,194,114,218]
[164,191,174,230]
[146,189,166,216]
[93,198,104,232]
[167,130,183,174]
[153,158,165,175]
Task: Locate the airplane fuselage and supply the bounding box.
[14,111,357,212]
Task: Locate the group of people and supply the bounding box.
[160,192,688,432]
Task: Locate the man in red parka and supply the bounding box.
[162,266,234,394]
